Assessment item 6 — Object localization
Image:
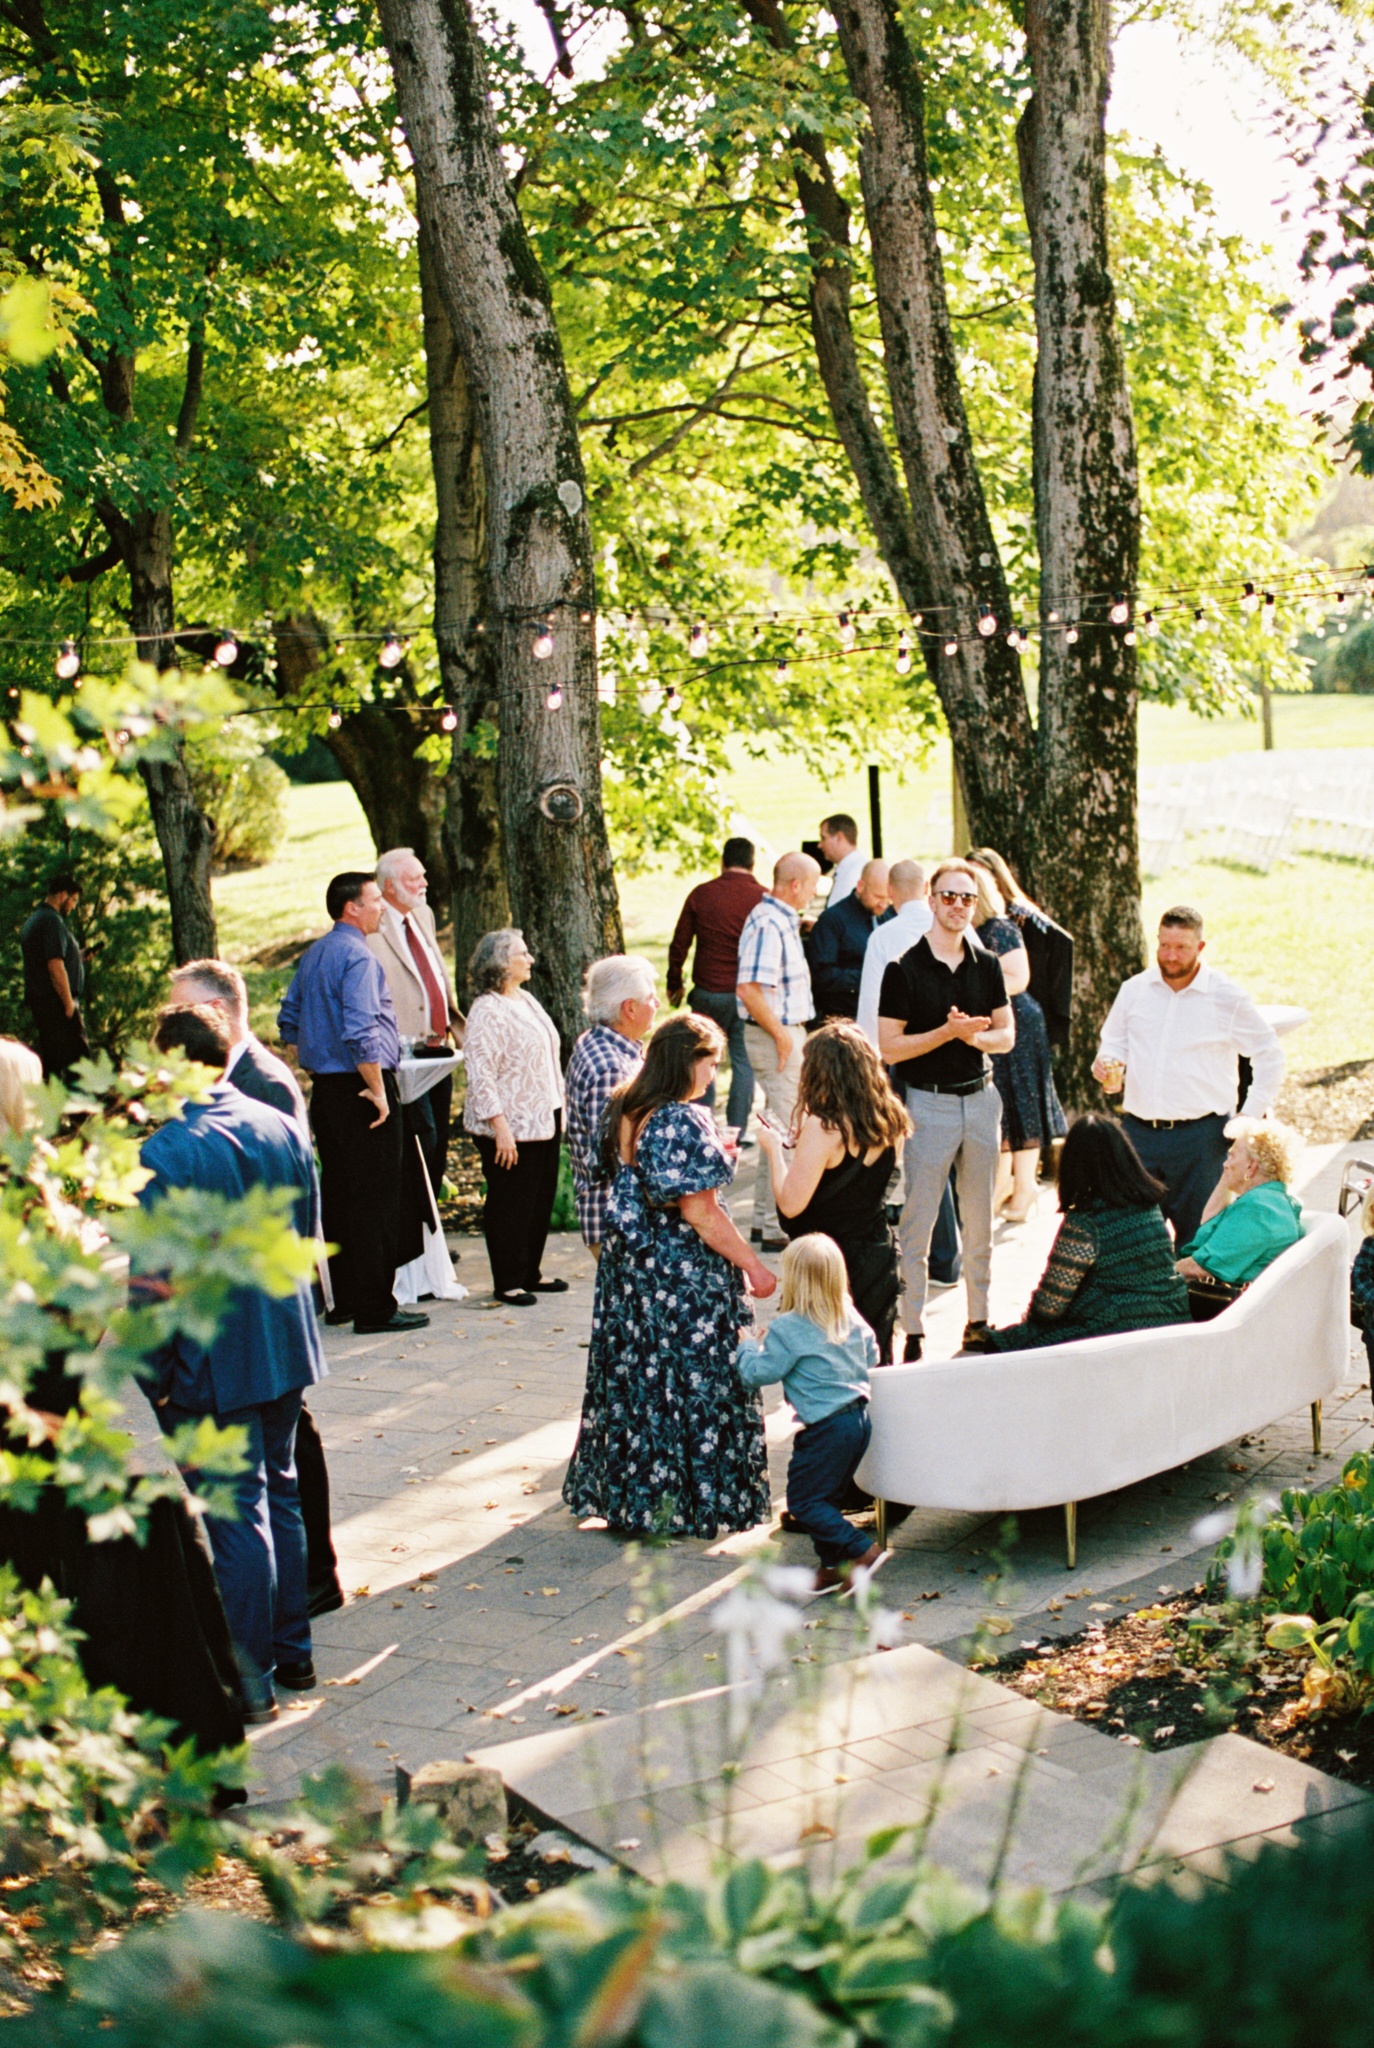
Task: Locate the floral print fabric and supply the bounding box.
[562,1100,771,1537]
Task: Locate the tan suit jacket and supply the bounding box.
[366,901,466,1046]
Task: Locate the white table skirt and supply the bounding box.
[395,1052,467,1305]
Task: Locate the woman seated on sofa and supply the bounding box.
[965,1114,1189,1352]
[1175,1117,1303,1296]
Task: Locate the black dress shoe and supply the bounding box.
[495,1289,536,1306]
[307,1581,345,1619]
[961,1320,994,1350]
[274,1658,317,1692]
[240,1698,279,1726]
[903,1332,923,1362]
[354,1309,431,1334]
[531,1277,569,1293]
[323,1308,353,1326]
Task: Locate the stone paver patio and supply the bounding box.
[126,1135,1373,1896]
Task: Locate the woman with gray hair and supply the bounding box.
[565,956,658,1256]
[462,929,566,1304]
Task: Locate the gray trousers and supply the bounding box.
[743,1021,804,1236]
[898,1082,1002,1332]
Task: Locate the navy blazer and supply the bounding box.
[229,1035,309,1132]
[806,896,892,1018]
[136,1084,327,1415]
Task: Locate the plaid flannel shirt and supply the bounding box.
[564,1023,644,1244]
[735,894,813,1026]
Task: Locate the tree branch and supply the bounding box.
[58,538,122,584]
[367,396,431,454]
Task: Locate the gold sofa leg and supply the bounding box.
[1064,1501,1078,1571]
[1312,1400,1322,1456]
[876,1499,888,1551]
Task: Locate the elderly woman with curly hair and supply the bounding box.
[756,1020,911,1362]
[1175,1117,1304,1311]
[462,929,566,1306]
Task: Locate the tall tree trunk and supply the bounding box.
[377,0,623,1051]
[420,220,509,991]
[273,614,452,901]
[829,0,1038,859]
[115,504,219,962]
[1019,0,1144,1100]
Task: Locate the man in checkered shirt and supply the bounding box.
[736,851,821,1245]
[565,955,659,1257]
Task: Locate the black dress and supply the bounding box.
[781,1145,899,1360]
[978,916,1067,1153]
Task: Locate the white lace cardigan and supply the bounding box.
[462,990,565,1141]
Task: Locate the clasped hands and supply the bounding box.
[946,1006,990,1044]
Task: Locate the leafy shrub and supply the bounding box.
[186,742,289,871]
[22,1808,1374,2047]
[0,812,172,1061]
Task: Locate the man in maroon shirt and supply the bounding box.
[667,836,766,1131]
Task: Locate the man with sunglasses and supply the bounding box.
[878,859,1014,1358]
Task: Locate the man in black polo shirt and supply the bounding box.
[878,858,1013,1359]
[20,869,90,1081]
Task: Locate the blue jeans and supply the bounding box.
[159,1389,310,1706]
[787,1401,874,1568]
[688,987,756,1131]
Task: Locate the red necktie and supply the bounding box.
[404,917,448,1038]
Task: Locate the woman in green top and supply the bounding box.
[967,1115,1189,1352]
[1175,1117,1303,1287]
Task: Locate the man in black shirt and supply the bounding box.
[20,870,90,1081]
[879,859,1013,1359]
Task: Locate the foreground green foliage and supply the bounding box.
[18,1802,1374,2046]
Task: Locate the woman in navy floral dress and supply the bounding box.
[562,1013,777,1537]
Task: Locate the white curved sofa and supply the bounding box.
[854,1212,1351,1566]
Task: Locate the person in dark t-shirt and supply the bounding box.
[878,859,1013,1359]
[19,870,90,1081]
[666,836,766,1131]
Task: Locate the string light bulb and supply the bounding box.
[55,639,81,681]
[1193,606,1207,629]
[1109,595,1130,625]
[895,630,912,676]
[838,608,856,651]
[689,621,708,657]
[774,657,789,683]
[943,636,959,657]
[977,604,996,638]
[546,682,564,710]
[1006,623,1024,650]
[1262,592,1277,634]
[532,622,555,660]
[440,704,458,732]
[327,707,342,728]
[213,633,238,667]
[1065,625,1080,646]
[665,683,682,711]
[1124,627,1138,645]
[1240,581,1259,615]
[378,631,405,669]
[1334,587,1348,612]
[1143,609,1159,638]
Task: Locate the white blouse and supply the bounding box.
[462,990,565,1141]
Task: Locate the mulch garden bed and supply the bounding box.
[987,1587,1374,1794]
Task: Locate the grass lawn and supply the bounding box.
[218,697,1374,1075]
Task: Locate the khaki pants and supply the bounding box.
[898,1082,1001,1333]
[743,1022,804,1238]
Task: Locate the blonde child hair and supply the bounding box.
[778,1233,851,1342]
[1361,1185,1374,1239]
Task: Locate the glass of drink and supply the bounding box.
[1100,1058,1125,1094]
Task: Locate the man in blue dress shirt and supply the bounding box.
[278,872,428,1337]
[135,1004,328,1721]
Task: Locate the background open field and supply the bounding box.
[218,694,1374,1084]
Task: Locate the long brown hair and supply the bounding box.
[795,1021,911,1153]
[600,1011,725,1174]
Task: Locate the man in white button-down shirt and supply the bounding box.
[1092,905,1284,1247]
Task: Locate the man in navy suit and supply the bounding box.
[169,959,344,1621]
[135,1004,327,1722]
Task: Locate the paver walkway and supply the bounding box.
[124,1137,1372,1895]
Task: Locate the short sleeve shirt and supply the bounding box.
[879,934,1007,1089]
[21,904,83,1022]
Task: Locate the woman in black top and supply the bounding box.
[756,1021,911,1360]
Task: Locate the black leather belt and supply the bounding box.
[1127,1113,1208,1130]
[912,1074,990,1097]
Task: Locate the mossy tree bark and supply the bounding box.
[419,222,510,993]
[821,0,1143,1101]
[377,0,623,1049]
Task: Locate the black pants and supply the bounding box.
[473,1122,561,1294]
[310,1068,404,1326]
[406,1052,453,1199]
[35,1006,90,1082]
[1122,1111,1230,1248]
[295,1404,340,1601]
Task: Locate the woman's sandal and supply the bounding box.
[531,1278,569,1293]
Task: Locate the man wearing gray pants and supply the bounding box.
[878,859,1014,1359]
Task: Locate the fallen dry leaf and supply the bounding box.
[1253,1778,1276,1793]
[798,1822,835,1843]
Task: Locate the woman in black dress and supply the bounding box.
[755,1021,911,1361]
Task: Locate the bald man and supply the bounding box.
[807,858,892,1019]
[736,851,820,1245]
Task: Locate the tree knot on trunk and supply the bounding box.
[1075,259,1113,307]
[537,781,584,824]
